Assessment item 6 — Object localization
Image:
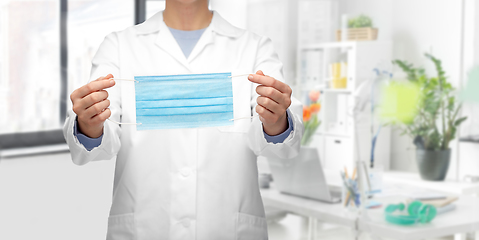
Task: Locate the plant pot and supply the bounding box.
[416,149,451,181]
[336,27,378,41]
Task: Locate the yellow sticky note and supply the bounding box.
[379,81,420,124]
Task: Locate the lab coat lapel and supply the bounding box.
[155,19,190,69]
[187,27,214,64]
[188,12,244,64]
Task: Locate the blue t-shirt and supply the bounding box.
[168,27,206,58]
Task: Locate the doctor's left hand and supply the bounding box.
[248,70,292,136]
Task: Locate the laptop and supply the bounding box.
[267,149,341,203]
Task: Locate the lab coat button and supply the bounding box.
[182,219,190,228]
[180,168,191,177]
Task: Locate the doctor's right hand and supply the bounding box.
[70,74,116,138]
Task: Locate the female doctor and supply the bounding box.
[64,0,303,239]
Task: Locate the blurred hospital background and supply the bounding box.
[1,0,479,239]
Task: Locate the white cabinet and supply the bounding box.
[296,41,392,172]
[324,136,353,170]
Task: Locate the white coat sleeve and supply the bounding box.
[247,36,304,160]
[63,33,122,165]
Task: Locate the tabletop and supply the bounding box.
[260,186,358,229]
[359,195,479,240]
[261,183,479,240]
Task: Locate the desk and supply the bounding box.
[261,187,358,240]
[323,170,479,196]
[261,187,357,229]
[383,171,479,196]
[261,187,479,240]
[360,196,479,240]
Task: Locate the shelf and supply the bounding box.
[321,88,352,94]
[297,39,392,172]
[297,83,352,93]
[315,131,352,138]
[300,40,391,51]
[460,136,479,143]
[301,41,355,50]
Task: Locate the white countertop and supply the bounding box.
[261,185,358,229]
[322,169,479,195]
[382,171,479,195]
[359,195,479,240]
[261,172,479,240]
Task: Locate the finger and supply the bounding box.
[257,96,284,114]
[248,74,291,94]
[84,99,110,119]
[78,90,109,110]
[255,105,277,125]
[103,74,114,81]
[71,75,108,101]
[92,74,115,82]
[256,70,271,78]
[76,77,115,98]
[72,91,107,115]
[70,77,105,104]
[256,85,284,104]
[256,70,264,76]
[90,108,111,124]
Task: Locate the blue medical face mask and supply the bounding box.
[134,72,234,130]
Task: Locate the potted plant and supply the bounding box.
[392,53,467,181]
[301,90,322,146]
[282,90,322,168]
[336,15,378,41]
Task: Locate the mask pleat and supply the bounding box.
[136,97,233,109]
[135,80,232,101]
[134,72,234,130]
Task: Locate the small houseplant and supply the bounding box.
[301,90,321,146]
[392,53,467,181]
[337,15,378,41]
[348,15,373,28]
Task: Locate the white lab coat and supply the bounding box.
[63,11,303,240]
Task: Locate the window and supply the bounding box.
[68,0,134,101]
[0,0,61,134]
[0,0,139,150]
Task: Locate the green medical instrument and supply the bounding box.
[384,201,437,225]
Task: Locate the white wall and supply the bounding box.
[209,0,248,29]
[0,153,114,240]
[341,0,393,42]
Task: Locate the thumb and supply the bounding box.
[256,70,265,76]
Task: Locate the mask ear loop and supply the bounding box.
[228,74,251,79]
[108,119,142,125]
[230,115,259,121]
[106,78,142,125]
[228,73,259,121]
[111,78,138,82]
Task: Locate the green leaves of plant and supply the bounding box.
[348,15,373,28]
[301,115,321,146]
[391,53,467,150]
[455,116,467,127]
